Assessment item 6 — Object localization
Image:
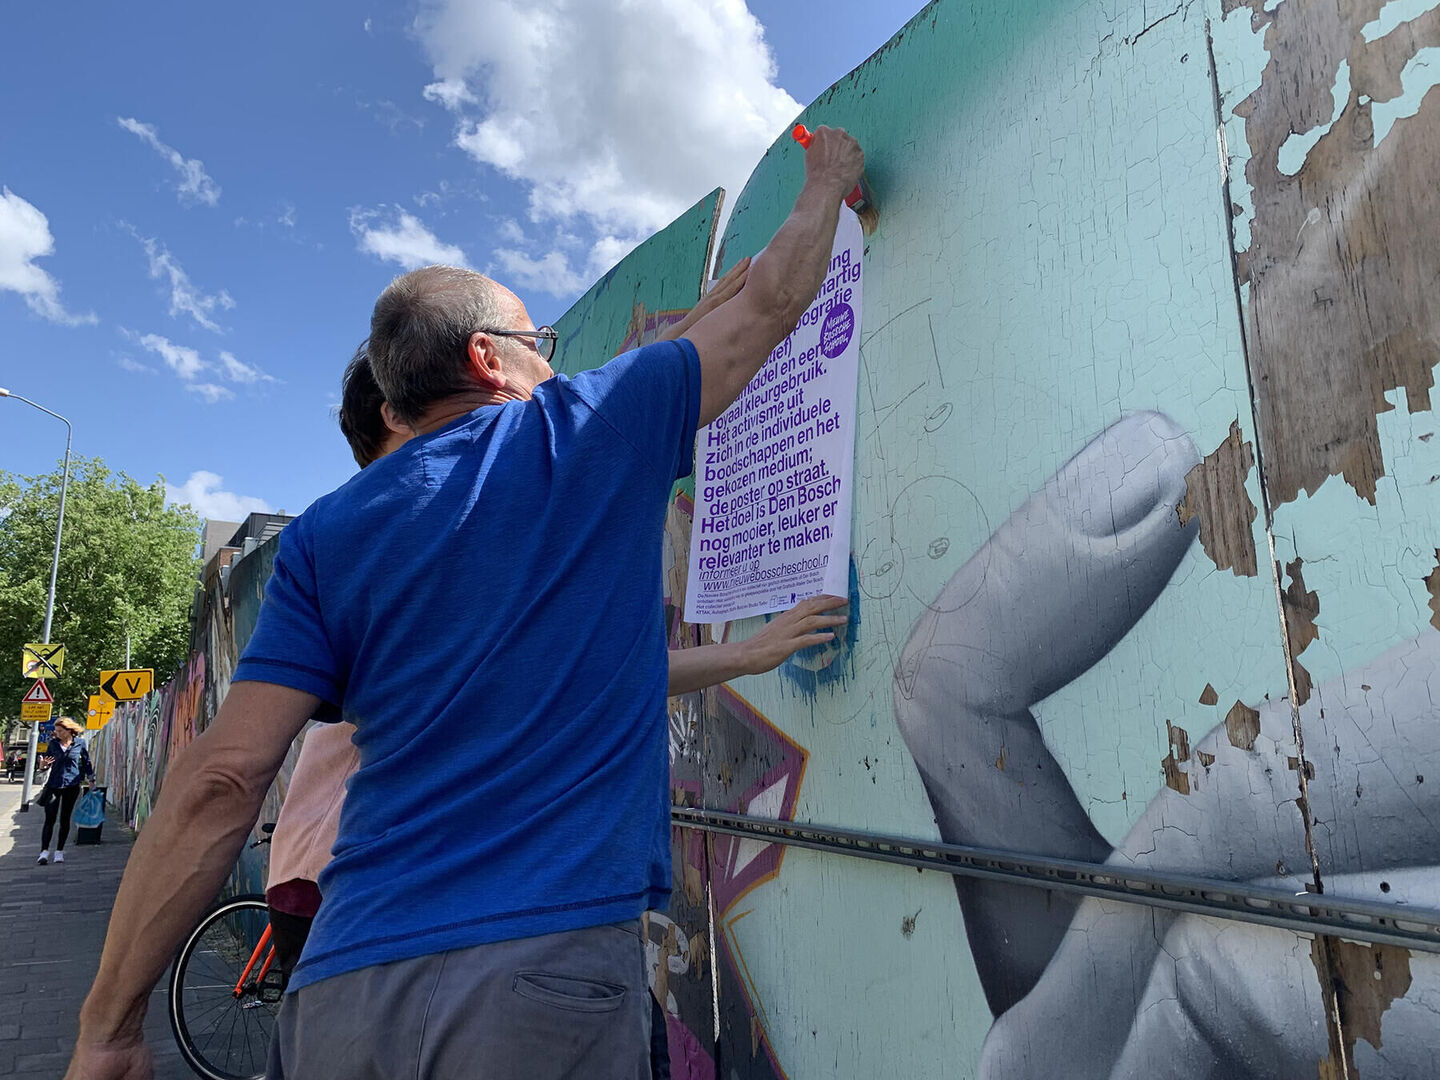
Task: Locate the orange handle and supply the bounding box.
[791,125,867,210]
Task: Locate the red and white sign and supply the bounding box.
[21,679,53,705]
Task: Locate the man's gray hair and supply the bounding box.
[368,265,508,424]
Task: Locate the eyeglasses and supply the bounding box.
[478,326,558,362]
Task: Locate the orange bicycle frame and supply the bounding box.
[233,923,275,997]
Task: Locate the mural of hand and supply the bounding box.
[895,410,1440,1077]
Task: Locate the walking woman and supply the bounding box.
[36,716,93,865]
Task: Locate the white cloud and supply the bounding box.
[218,350,275,384]
[278,203,296,229]
[123,225,234,332]
[165,471,272,520]
[360,98,426,134]
[137,332,206,380]
[413,0,800,297]
[0,188,96,325]
[349,206,468,269]
[490,247,585,296]
[496,218,526,245]
[116,354,156,374]
[422,79,478,111]
[129,331,271,400]
[117,117,222,206]
[186,382,234,404]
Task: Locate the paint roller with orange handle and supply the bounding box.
[792,124,878,234]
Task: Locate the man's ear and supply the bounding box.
[381,402,411,436]
[467,331,508,390]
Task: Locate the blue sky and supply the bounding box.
[1,0,911,522]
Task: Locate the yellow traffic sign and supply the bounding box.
[86,694,115,730]
[22,643,65,679]
[20,701,52,725]
[99,668,154,701]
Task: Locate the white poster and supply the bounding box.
[685,208,862,622]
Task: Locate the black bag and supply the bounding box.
[35,786,55,808]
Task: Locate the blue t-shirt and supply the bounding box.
[234,340,701,991]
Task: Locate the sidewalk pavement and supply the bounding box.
[0,778,195,1079]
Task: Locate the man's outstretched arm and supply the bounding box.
[67,681,320,1080]
[686,126,863,427]
[668,595,848,696]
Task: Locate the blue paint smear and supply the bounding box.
[776,559,861,701]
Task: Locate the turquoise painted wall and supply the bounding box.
[680,0,1439,1075]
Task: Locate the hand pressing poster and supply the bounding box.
[685,207,862,622]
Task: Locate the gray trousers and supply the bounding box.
[267,920,651,1080]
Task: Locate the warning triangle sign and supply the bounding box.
[22,679,53,705]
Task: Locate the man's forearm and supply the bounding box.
[746,180,846,348]
[687,127,861,426]
[78,753,269,1040]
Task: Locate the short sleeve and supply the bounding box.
[566,339,701,484]
[233,518,344,705]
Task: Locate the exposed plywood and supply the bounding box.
[1225,700,1262,749]
[1279,557,1321,704]
[1221,0,1440,1068]
[1231,0,1440,505]
[1178,420,1260,576]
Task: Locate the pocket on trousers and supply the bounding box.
[512,971,627,1013]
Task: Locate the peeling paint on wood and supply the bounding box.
[688,930,708,982]
[1166,719,1192,759]
[1311,937,1414,1070]
[1425,549,1440,629]
[1232,0,1440,505]
[1225,700,1262,750]
[1199,683,1220,705]
[1162,719,1194,794]
[683,862,706,907]
[1279,558,1321,704]
[1177,420,1259,576]
[1161,752,1192,794]
[655,919,682,1017]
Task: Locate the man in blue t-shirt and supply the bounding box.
[69,126,862,1080]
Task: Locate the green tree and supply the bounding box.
[0,456,202,718]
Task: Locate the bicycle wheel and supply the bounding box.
[169,894,281,1080]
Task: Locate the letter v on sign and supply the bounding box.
[99,668,154,701]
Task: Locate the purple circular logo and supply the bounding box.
[820,302,854,359]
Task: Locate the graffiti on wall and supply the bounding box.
[91,536,300,895]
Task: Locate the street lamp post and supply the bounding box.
[0,388,72,812]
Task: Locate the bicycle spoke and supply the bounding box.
[173,897,276,1080]
[180,995,236,1032]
